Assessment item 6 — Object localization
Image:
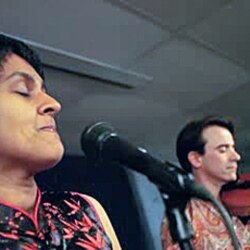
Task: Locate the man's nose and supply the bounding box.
[232,149,241,162]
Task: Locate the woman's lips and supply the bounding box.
[39,125,57,132]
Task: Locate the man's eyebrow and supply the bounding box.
[215,143,234,149]
[2,71,46,91]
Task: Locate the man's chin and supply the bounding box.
[226,175,238,183]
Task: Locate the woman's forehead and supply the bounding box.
[0,53,45,88]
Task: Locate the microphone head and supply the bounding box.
[81,122,115,162]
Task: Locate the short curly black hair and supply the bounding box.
[0,33,44,79]
[176,116,235,173]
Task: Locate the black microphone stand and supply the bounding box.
[161,191,195,250]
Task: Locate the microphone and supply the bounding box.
[81,122,213,200]
[81,122,241,250]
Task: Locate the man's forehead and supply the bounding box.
[202,125,234,144]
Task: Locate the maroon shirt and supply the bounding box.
[0,190,113,249]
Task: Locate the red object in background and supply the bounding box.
[221,173,250,217]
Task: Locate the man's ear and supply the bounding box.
[187,151,202,169]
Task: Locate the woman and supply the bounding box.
[0,34,121,249]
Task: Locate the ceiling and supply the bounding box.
[1,0,250,165]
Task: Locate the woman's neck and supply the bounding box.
[0,173,37,214]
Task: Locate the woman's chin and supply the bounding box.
[30,146,65,173]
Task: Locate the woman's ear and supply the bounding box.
[187,151,202,169]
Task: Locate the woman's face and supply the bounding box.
[0,53,64,174]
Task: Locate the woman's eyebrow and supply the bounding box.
[2,71,46,91]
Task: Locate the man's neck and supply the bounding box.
[194,175,223,200]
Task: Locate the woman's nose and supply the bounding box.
[38,92,62,116]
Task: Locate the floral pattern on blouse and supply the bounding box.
[0,191,113,250]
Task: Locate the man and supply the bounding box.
[162,116,250,249]
[0,33,121,249]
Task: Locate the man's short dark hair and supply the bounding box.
[176,116,235,173]
[0,33,44,79]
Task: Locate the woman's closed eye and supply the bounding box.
[15,91,30,97]
[14,84,30,97]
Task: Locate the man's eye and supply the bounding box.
[218,147,227,153]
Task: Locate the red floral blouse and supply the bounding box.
[0,190,113,249]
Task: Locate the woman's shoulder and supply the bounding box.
[41,191,100,213]
[41,191,121,249]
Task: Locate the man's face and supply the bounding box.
[199,125,241,185]
[0,53,64,173]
